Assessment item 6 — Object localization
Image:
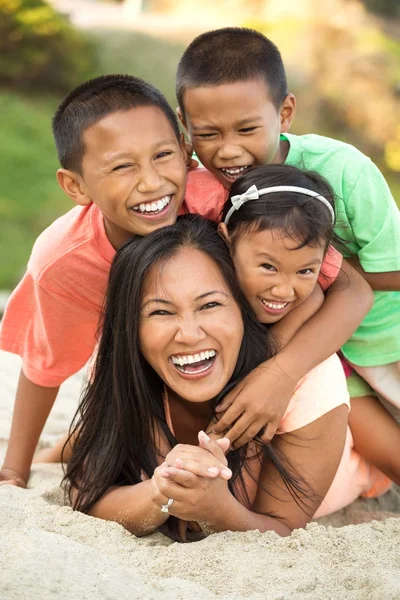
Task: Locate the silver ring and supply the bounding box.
[160,498,174,513]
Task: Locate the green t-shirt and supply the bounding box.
[283,132,400,367]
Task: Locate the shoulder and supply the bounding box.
[28,204,100,281]
[185,169,228,222]
[286,133,372,185]
[279,354,350,434]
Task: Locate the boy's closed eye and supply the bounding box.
[112,163,133,171]
[239,126,259,133]
[195,133,217,139]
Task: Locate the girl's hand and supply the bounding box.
[208,357,296,449]
[163,435,232,480]
[151,433,233,523]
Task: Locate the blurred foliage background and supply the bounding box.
[0,0,399,289]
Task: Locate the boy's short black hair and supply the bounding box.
[176,27,288,114]
[53,74,180,173]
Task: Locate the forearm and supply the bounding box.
[346,256,400,291]
[269,285,323,349]
[206,495,291,536]
[88,480,169,537]
[276,263,373,381]
[2,370,59,481]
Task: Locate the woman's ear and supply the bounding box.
[218,222,232,247]
[57,169,91,206]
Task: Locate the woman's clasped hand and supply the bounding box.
[151,432,232,524]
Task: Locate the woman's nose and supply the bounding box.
[174,317,207,345]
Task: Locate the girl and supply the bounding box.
[64,215,377,539]
[216,163,400,494]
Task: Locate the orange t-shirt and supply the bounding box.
[0,169,342,387]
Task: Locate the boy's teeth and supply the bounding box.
[221,166,248,175]
[261,299,288,310]
[171,350,216,366]
[133,195,171,213]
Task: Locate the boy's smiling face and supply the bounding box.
[180,79,295,190]
[59,106,187,248]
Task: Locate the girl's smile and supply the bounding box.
[228,227,325,324]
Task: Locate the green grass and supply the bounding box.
[0,92,71,288]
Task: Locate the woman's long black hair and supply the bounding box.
[222,163,337,253]
[64,215,311,515]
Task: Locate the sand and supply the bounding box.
[1,349,399,600]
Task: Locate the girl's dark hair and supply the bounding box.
[64,215,311,516]
[222,164,336,252]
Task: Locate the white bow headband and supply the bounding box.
[223,184,335,225]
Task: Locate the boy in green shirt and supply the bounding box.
[176,26,400,417]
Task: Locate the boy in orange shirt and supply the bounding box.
[0,74,371,488]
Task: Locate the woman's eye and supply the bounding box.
[261,263,276,272]
[148,309,172,316]
[200,301,221,310]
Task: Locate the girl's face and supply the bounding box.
[227,227,325,324]
[139,247,244,403]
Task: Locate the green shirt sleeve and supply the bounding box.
[345,159,400,273]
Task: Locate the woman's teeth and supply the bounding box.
[261,299,289,310]
[132,195,171,214]
[171,350,216,373]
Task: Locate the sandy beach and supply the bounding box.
[1,349,399,600]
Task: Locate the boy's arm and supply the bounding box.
[210,260,373,448]
[341,159,400,288]
[345,255,400,291]
[0,370,59,487]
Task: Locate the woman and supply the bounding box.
[64,215,349,538]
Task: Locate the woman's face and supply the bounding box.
[139,247,244,403]
[228,227,324,324]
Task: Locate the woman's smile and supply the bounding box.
[139,247,244,403]
[169,349,218,378]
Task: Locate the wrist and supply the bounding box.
[0,465,28,486]
[202,492,241,532]
[273,346,310,383]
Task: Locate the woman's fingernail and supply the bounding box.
[207,466,219,476]
[221,468,232,479]
[161,470,170,478]
[199,430,210,442]
[174,458,183,468]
